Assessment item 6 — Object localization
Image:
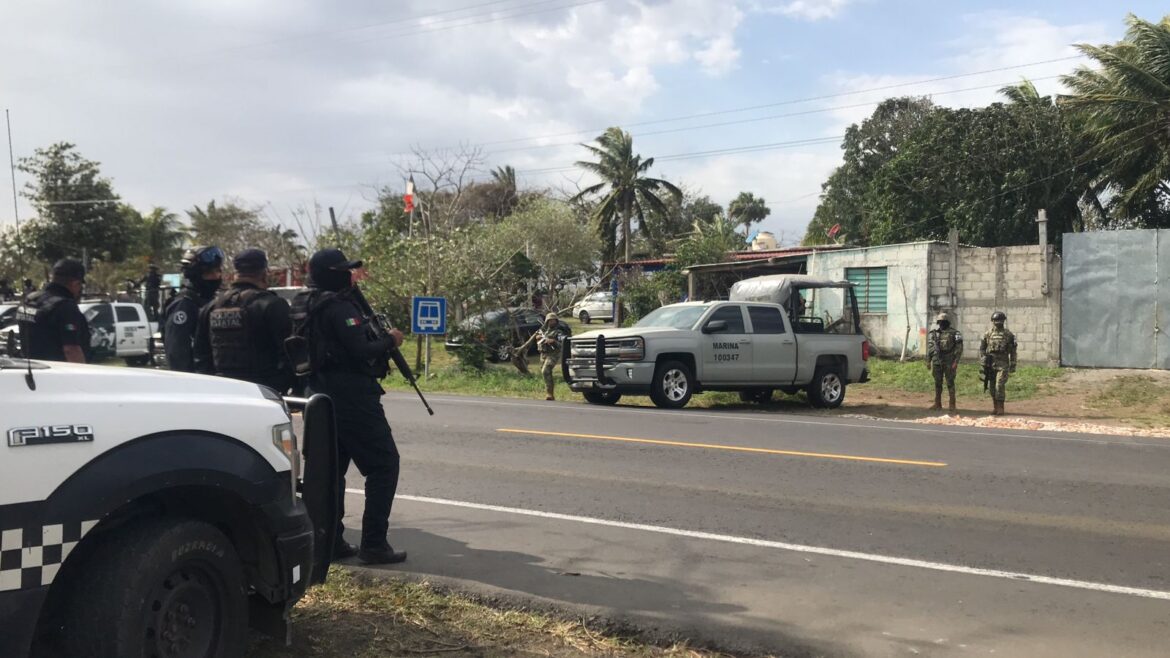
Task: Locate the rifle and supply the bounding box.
[328,208,434,416]
[980,356,995,393]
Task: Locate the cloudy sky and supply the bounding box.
[1,0,1162,244]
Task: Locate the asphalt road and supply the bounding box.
[337,393,1170,657]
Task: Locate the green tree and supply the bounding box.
[728,191,771,235]
[136,207,188,266]
[1062,14,1170,226]
[187,200,263,258]
[803,98,935,245]
[498,198,600,296]
[572,127,683,264]
[640,186,723,256]
[18,142,131,263]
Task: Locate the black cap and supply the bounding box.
[51,258,86,282]
[309,248,362,274]
[233,248,269,272]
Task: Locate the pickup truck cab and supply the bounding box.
[0,358,339,657]
[80,301,158,365]
[566,275,869,409]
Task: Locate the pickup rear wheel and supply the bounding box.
[579,311,591,324]
[650,360,693,409]
[583,390,622,405]
[58,518,247,658]
[807,367,846,408]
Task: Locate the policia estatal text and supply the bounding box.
[289,248,407,565]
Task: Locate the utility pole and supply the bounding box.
[6,109,21,271]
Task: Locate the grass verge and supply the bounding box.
[248,567,746,658]
[1083,375,1170,428]
[862,359,1064,402]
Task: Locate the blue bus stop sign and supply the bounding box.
[411,296,447,335]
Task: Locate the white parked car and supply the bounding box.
[573,291,615,324]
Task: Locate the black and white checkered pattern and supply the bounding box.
[0,520,98,591]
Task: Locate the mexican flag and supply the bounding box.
[404,175,415,213]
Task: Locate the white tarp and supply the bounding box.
[728,274,853,305]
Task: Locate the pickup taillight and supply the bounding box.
[861,340,870,361]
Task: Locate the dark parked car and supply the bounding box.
[445,307,546,362]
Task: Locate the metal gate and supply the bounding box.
[1062,230,1170,369]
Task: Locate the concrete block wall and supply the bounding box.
[929,244,1060,364]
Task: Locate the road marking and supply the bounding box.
[390,393,1170,448]
[350,489,1170,602]
[496,427,947,467]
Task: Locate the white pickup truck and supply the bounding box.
[1,300,157,366]
[566,275,870,409]
[0,358,340,657]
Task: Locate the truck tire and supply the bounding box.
[650,360,693,409]
[738,388,773,404]
[579,311,591,324]
[807,367,846,409]
[583,390,622,405]
[125,354,151,367]
[58,518,247,658]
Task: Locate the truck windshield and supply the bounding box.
[634,305,707,330]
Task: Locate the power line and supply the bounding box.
[473,55,1087,149]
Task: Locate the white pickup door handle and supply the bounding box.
[781,339,795,345]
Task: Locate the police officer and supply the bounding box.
[519,312,571,400]
[979,311,1018,416]
[926,311,963,412]
[16,259,89,363]
[290,248,406,564]
[193,248,293,393]
[140,264,163,321]
[162,245,224,372]
[21,278,34,300]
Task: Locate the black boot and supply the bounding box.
[359,545,408,565]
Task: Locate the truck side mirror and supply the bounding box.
[702,320,728,334]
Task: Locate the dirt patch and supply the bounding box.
[844,368,1170,434]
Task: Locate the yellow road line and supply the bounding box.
[496,428,947,467]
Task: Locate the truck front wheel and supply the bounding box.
[650,360,693,409]
[58,518,248,658]
[808,367,846,408]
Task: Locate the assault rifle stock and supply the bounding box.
[348,284,434,416]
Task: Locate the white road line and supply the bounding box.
[351,489,1170,602]
[387,393,1168,448]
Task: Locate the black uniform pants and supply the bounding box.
[327,391,400,549]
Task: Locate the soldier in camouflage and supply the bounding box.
[519,312,571,401]
[926,312,963,412]
[979,311,1017,416]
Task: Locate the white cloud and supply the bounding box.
[820,12,1111,131]
[754,0,852,21]
[695,35,742,75]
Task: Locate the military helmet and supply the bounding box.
[180,245,225,273]
[991,311,1007,322]
[545,312,559,322]
[935,312,949,323]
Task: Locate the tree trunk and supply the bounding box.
[622,203,632,263]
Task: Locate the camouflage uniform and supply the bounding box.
[520,313,570,400]
[926,312,963,411]
[979,312,1017,415]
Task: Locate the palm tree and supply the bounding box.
[572,127,682,263]
[1062,14,1170,222]
[489,165,519,218]
[727,191,771,236]
[140,207,188,265]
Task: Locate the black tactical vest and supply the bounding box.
[17,287,74,361]
[208,287,270,373]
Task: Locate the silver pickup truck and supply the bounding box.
[565,275,870,409]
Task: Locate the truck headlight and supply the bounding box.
[615,337,644,361]
[272,422,301,491]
